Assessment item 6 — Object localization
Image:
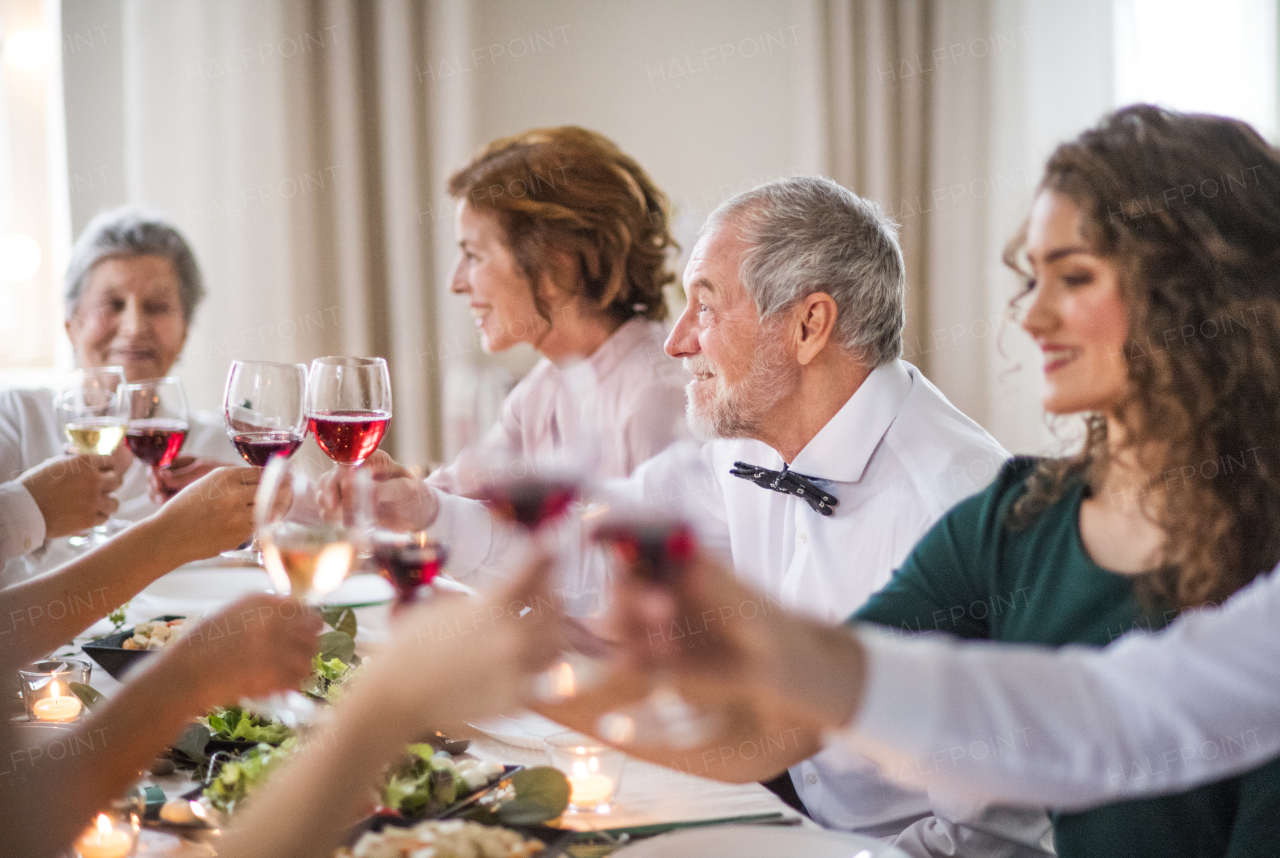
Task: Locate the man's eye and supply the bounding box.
[1062,274,1093,287]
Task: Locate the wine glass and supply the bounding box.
[306,356,392,467]
[249,455,365,724]
[124,378,190,469]
[591,515,723,751]
[56,367,130,546]
[221,360,308,561]
[370,530,448,612]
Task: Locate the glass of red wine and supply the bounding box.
[306,356,392,467]
[124,377,190,469]
[222,360,308,562]
[370,530,448,611]
[592,514,723,751]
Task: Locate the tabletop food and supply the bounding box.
[122,617,186,650]
[338,819,545,858]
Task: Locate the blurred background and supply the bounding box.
[1,0,1276,465]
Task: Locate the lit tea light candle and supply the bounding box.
[568,759,616,808]
[75,813,133,858]
[33,680,82,722]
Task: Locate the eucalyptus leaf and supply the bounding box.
[496,767,570,825]
[68,682,104,711]
[319,607,358,637]
[317,630,356,665]
[171,723,212,765]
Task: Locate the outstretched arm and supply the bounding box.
[0,467,259,664]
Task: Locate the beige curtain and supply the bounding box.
[818,0,1113,454]
[116,0,440,464]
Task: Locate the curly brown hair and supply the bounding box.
[1005,104,1280,611]
[447,126,676,327]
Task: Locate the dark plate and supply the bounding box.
[82,615,185,680]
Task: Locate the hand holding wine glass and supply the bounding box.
[306,356,392,467]
[55,367,131,545]
[124,377,190,469]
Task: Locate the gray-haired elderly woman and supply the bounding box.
[0,206,236,574]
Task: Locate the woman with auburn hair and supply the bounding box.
[846,104,1280,855]
[428,126,690,490]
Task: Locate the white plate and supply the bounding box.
[611,824,905,858]
[128,569,392,625]
[322,574,394,608]
[467,711,568,750]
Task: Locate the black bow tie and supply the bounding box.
[729,461,839,516]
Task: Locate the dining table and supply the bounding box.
[59,559,814,857]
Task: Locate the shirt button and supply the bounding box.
[797,532,808,544]
[806,773,818,785]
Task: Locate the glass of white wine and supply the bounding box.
[245,455,365,725]
[55,367,130,547]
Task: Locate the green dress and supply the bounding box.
[853,457,1280,858]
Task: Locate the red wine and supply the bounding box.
[126,419,189,467]
[594,520,696,582]
[308,410,390,464]
[478,477,578,530]
[232,431,304,467]
[371,533,446,601]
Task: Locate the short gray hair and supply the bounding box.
[704,176,905,366]
[65,206,205,323]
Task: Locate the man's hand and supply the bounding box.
[147,456,227,505]
[164,593,323,709]
[317,450,438,531]
[146,467,261,562]
[18,455,122,540]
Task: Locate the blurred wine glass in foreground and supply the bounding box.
[306,356,392,467]
[248,455,364,724]
[56,366,129,547]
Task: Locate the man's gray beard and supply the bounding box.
[685,334,799,441]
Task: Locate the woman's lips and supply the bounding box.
[1041,346,1078,373]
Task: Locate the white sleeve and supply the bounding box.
[0,481,45,563]
[835,566,1280,810]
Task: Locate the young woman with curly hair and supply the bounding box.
[424,126,690,491]
[849,104,1280,856]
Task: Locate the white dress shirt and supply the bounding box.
[438,360,1013,836]
[841,564,1280,811]
[0,387,235,578]
[428,318,690,494]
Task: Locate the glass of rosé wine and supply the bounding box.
[306,356,392,468]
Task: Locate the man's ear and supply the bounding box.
[792,292,838,366]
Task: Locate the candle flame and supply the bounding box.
[95,813,112,834]
[50,680,61,699]
[190,801,207,820]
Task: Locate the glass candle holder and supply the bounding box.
[75,787,143,858]
[545,731,626,813]
[18,658,91,722]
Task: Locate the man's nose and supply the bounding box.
[664,302,699,358]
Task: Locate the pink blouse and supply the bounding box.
[429,318,691,494]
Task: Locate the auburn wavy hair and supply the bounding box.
[1005,105,1280,610]
[447,126,676,327]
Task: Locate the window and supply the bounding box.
[1114,0,1278,139]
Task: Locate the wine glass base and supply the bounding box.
[67,518,132,548]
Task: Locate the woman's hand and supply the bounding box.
[18,454,122,540]
[159,592,322,710]
[145,467,261,562]
[147,456,228,505]
[316,450,439,530]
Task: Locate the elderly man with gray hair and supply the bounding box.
[365,177,1038,852]
[0,206,235,576]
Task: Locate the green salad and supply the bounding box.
[201,707,295,745]
[204,739,297,813]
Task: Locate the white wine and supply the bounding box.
[260,523,354,602]
[64,419,127,456]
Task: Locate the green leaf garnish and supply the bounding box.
[317,630,356,665]
[68,682,104,710]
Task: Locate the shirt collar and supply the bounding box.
[789,359,914,484]
[586,317,657,380]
